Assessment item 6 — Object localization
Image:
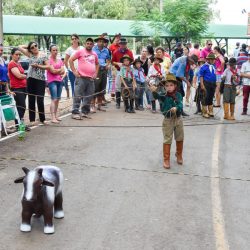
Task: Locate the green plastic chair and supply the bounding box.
[0,95,21,136]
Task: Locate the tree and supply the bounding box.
[161,0,217,42]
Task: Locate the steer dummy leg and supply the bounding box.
[43,204,55,234]
[54,192,64,219]
[20,208,33,232]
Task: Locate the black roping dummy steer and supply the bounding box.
[14,166,64,234]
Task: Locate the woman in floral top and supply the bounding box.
[19,42,50,125]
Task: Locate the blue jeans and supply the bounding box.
[68,70,75,96]
[48,81,63,100]
[135,81,145,107]
[62,76,69,91]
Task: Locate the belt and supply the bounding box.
[224,84,235,88]
[81,76,94,80]
[99,66,107,70]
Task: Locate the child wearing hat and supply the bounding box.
[199,53,217,118]
[133,58,146,110]
[147,56,166,113]
[149,73,184,169]
[120,55,137,113]
[222,57,240,120]
[193,58,206,114]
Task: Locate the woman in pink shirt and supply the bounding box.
[47,45,65,123]
[214,46,225,107]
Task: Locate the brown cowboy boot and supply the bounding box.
[223,103,231,120]
[175,141,183,165]
[202,106,209,118]
[163,144,171,169]
[208,105,214,117]
[230,104,235,120]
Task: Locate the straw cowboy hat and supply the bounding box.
[120,54,133,63]
[94,35,109,43]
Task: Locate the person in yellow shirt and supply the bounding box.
[155,46,172,74]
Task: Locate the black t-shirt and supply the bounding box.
[139,56,149,76]
[174,48,183,59]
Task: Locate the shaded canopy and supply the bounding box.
[3,15,249,39]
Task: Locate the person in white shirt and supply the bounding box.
[64,34,83,97]
[240,51,250,115]
[147,56,166,113]
[233,42,240,59]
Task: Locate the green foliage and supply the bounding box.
[162,0,215,42]
[2,0,218,48]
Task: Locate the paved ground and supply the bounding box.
[0,92,250,250]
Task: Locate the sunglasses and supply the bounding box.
[208,44,212,46]
[30,44,38,49]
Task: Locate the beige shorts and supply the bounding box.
[162,117,184,144]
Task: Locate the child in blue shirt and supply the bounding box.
[193,58,205,114]
[199,53,217,118]
[133,58,146,110]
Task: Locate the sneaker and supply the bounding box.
[116,104,120,109]
[241,111,247,115]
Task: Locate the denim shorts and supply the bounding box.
[48,81,63,100]
[216,74,222,83]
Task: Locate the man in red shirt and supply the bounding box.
[200,40,213,59]
[109,33,121,55]
[111,38,134,108]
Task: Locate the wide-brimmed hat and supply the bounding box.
[151,56,163,63]
[133,58,143,66]
[198,57,205,63]
[189,54,198,64]
[165,73,178,84]
[119,38,128,44]
[94,35,109,43]
[228,57,237,65]
[206,53,216,60]
[120,54,133,63]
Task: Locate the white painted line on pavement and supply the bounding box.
[211,124,229,250]
[0,113,71,142]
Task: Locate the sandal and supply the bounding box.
[41,121,49,125]
[51,120,60,124]
[97,107,106,112]
[81,114,92,119]
[56,117,62,121]
[71,114,81,120]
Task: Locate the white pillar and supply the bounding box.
[0,0,3,44]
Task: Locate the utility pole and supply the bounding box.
[0,0,3,44]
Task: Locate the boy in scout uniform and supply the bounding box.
[199,53,217,118]
[222,57,240,120]
[149,73,184,169]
